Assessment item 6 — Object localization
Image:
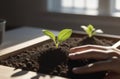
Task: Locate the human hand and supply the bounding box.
[69,45,120,79]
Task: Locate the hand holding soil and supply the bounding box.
[69,45,120,79]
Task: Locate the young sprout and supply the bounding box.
[42,29,72,48]
[81,24,103,38]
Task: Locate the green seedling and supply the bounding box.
[42,29,72,48]
[81,24,103,38]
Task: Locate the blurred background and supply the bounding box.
[0,0,120,35]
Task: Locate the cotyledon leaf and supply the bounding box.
[42,30,56,42]
[58,29,72,43]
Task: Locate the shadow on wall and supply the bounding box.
[0,0,47,30]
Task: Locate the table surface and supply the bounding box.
[0,26,58,50]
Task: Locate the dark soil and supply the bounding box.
[0,36,115,79]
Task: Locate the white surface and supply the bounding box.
[0,65,67,79]
[0,36,50,56]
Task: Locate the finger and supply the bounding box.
[107,51,120,58]
[105,73,120,79]
[70,45,108,53]
[72,60,112,74]
[69,49,110,60]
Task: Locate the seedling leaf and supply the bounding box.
[42,30,56,42]
[95,29,103,33]
[81,24,103,38]
[42,29,72,48]
[58,29,72,43]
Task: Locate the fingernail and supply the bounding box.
[69,53,75,56]
[72,67,79,73]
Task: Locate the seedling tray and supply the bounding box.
[0,31,120,79]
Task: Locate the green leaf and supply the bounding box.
[86,24,95,37]
[85,28,91,37]
[58,29,72,43]
[42,30,56,42]
[88,24,95,32]
[81,24,103,38]
[42,29,72,48]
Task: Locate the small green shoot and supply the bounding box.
[81,24,103,38]
[42,29,72,48]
